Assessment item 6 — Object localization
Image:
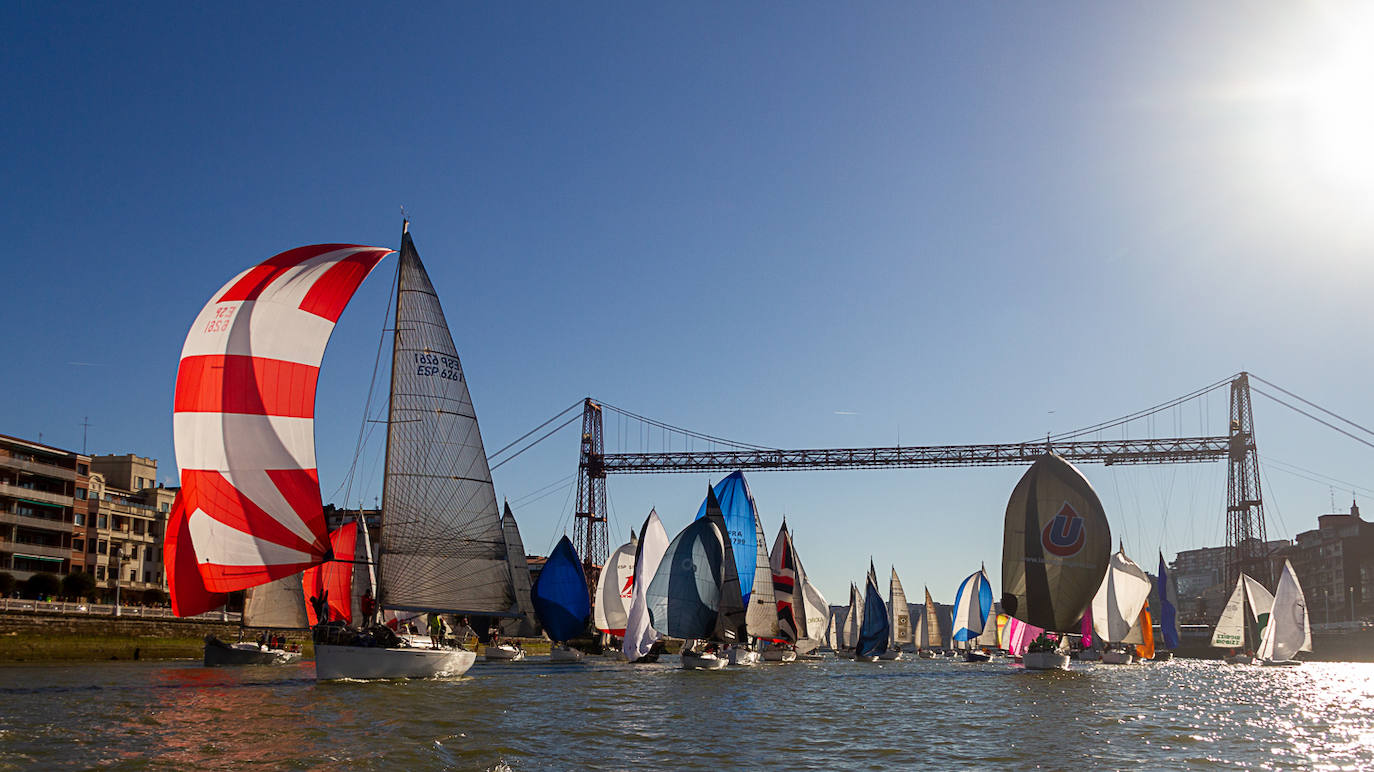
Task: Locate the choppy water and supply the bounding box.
[0,655,1371,770]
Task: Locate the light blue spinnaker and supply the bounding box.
[951,567,993,643]
[856,562,890,658]
[1157,552,1181,651]
[694,471,758,606]
[530,536,591,644]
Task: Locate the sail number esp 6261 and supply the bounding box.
[414,352,463,382]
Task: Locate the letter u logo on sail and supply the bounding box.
[1041,502,1086,557]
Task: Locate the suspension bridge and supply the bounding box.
[487,371,1373,590]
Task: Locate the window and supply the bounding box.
[98,540,107,555]
[15,504,36,517]
[144,571,151,583]
[129,569,136,582]
[95,566,105,580]
[97,515,107,529]
[77,464,88,475]
[160,502,169,513]
[155,548,162,562]
[129,545,139,560]
[74,488,86,500]
[73,539,83,552]
[74,513,84,526]
[135,477,143,490]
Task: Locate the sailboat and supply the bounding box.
[646,486,747,670]
[488,503,539,661]
[592,530,638,659]
[1091,547,1153,664]
[952,566,994,662]
[1001,453,1111,671]
[914,587,943,657]
[882,567,910,660]
[168,227,520,680]
[693,471,776,666]
[532,536,593,662]
[764,521,830,662]
[1155,552,1181,661]
[623,509,669,663]
[202,572,308,666]
[836,582,862,658]
[854,561,891,662]
[1256,560,1311,666]
[1211,572,1275,664]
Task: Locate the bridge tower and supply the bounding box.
[1226,372,1271,588]
[573,398,609,574]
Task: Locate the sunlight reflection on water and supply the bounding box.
[0,658,1371,770]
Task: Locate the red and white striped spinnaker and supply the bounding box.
[168,244,392,615]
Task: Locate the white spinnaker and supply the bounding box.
[623,510,669,661]
[594,536,638,634]
[1090,550,1153,644]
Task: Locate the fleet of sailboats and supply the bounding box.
[165,225,1316,680]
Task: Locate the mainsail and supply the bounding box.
[1156,552,1182,650]
[1211,576,1248,648]
[171,243,393,610]
[499,503,541,637]
[1090,548,1153,644]
[243,572,310,629]
[624,509,669,660]
[770,522,801,643]
[1001,452,1111,632]
[594,532,638,636]
[530,536,591,644]
[889,568,911,649]
[856,562,890,658]
[377,230,514,614]
[917,587,942,649]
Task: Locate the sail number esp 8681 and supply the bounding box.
[414,352,463,382]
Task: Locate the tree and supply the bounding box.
[62,571,97,601]
[141,588,168,606]
[0,572,14,597]
[23,572,60,600]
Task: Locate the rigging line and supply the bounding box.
[1263,460,1374,499]
[1036,374,1237,444]
[1262,456,1374,498]
[510,474,578,507]
[512,478,578,509]
[486,400,583,461]
[1250,373,1374,440]
[1250,387,1374,452]
[597,400,777,451]
[334,257,400,505]
[488,414,582,472]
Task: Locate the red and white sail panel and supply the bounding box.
[172,244,392,596]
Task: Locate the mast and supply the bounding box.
[375,220,407,608]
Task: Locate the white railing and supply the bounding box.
[0,597,240,622]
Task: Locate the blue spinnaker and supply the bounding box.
[530,536,591,644]
[856,563,890,658]
[952,569,993,642]
[694,471,758,606]
[1157,552,1181,650]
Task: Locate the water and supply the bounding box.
[1,656,1372,770]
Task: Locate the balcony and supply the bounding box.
[0,456,77,482]
[0,482,71,508]
[0,510,73,532]
[2,540,71,560]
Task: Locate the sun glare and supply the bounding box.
[1295,9,1374,195]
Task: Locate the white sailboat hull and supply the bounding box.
[315,643,476,680]
[762,648,797,662]
[727,646,761,667]
[1101,649,1136,665]
[484,644,525,662]
[1022,652,1071,671]
[549,644,586,663]
[681,651,729,670]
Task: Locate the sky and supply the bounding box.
[4,1,1374,605]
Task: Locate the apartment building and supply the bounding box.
[0,434,87,580]
[87,453,173,597]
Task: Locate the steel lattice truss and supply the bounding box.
[599,436,1229,473]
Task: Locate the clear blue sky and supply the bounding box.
[4,2,1373,604]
